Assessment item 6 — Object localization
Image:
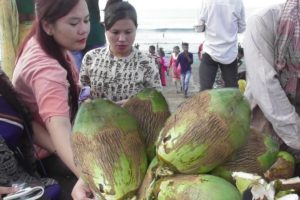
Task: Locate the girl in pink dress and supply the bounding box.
[168,46,181,92]
[158,48,168,86]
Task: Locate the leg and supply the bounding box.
[180,73,186,96]
[220,59,238,88]
[199,53,219,91]
[184,70,192,97]
[213,68,225,88]
[174,80,180,93]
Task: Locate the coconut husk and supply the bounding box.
[72,99,148,200]
[212,128,279,181]
[156,88,251,174]
[149,174,241,200]
[123,88,170,161]
[264,151,296,181]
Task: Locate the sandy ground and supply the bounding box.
[162,66,200,113]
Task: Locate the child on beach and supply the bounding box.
[169,46,182,92]
[158,48,168,86]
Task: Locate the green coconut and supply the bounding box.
[264,151,295,181]
[123,88,171,160]
[147,174,241,200]
[156,88,251,174]
[137,157,160,200]
[212,128,279,181]
[72,99,148,200]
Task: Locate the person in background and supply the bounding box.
[16,0,35,41]
[0,0,34,79]
[148,45,157,58]
[73,0,162,198]
[0,69,61,200]
[134,43,140,49]
[243,0,300,172]
[168,46,182,93]
[12,0,90,197]
[176,42,193,98]
[237,45,246,93]
[158,48,168,86]
[237,44,246,80]
[148,45,160,64]
[148,45,162,82]
[72,0,106,71]
[83,0,106,54]
[79,0,162,104]
[195,0,246,91]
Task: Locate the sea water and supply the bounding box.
[135,28,244,69]
[135,28,205,68]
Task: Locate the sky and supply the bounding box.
[126,0,285,10]
[100,0,285,11]
[99,0,286,29]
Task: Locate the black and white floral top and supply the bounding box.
[80,47,162,102]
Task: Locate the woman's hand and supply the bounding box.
[79,86,91,102]
[71,178,94,200]
[0,186,18,200]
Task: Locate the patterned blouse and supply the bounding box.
[80,47,162,102]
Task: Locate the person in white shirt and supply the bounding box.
[195,0,246,91]
[243,0,300,167]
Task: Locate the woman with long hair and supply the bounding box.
[12,0,90,195]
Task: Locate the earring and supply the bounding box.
[46,31,52,36]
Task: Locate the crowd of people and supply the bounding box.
[0,0,300,199]
[146,43,194,98]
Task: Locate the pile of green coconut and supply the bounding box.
[71,88,298,200]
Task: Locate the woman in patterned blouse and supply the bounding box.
[79,0,162,105]
[73,0,162,198]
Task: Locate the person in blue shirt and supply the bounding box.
[176,42,193,98]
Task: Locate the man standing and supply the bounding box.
[176,42,193,98]
[195,0,246,91]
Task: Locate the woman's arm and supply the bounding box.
[45,116,80,177]
[32,121,55,153]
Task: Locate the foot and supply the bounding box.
[184,90,188,98]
